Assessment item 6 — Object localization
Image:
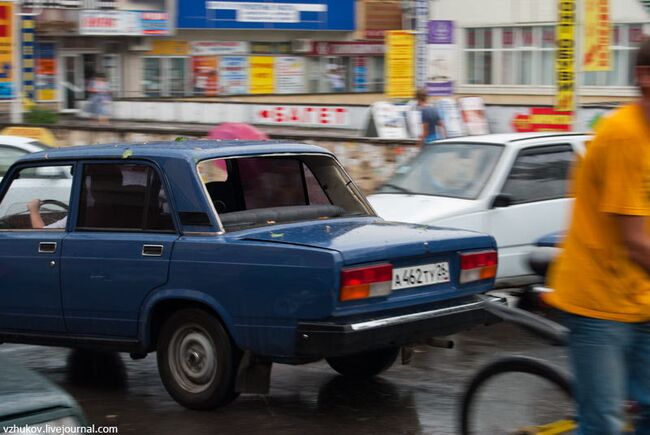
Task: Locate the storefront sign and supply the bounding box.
[459,97,489,135]
[426,20,455,96]
[583,0,610,71]
[353,56,369,92]
[179,0,354,31]
[385,31,414,99]
[275,57,305,94]
[249,56,274,94]
[22,16,35,106]
[512,107,573,132]
[556,0,575,112]
[80,10,169,36]
[220,56,248,94]
[36,42,57,101]
[0,2,13,99]
[192,56,219,96]
[254,105,349,127]
[148,40,189,56]
[362,0,402,40]
[191,41,249,56]
[312,41,384,56]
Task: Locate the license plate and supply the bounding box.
[392,262,450,290]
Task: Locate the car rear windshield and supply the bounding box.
[197,154,373,232]
[377,143,503,200]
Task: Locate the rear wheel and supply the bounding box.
[326,347,399,378]
[157,309,240,410]
[460,356,576,435]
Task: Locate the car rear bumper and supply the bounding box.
[295,295,504,358]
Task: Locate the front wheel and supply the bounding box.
[326,347,399,378]
[157,309,240,410]
[459,356,576,435]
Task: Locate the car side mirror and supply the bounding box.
[491,193,513,208]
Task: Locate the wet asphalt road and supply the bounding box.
[0,322,569,435]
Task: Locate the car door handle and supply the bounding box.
[38,242,57,254]
[142,244,164,257]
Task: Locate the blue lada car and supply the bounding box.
[0,140,499,410]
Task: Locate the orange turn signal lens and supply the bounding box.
[340,284,371,302]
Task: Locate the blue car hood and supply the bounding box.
[238,217,495,264]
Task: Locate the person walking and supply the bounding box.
[544,37,650,434]
[87,72,112,124]
[415,88,445,146]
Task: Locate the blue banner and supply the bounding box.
[178,0,354,31]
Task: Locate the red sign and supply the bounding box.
[254,105,349,126]
[512,108,573,132]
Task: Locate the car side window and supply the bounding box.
[501,145,575,204]
[0,164,73,230]
[0,146,27,177]
[76,163,175,232]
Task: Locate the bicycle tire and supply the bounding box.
[459,356,575,435]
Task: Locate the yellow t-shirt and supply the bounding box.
[545,103,650,322]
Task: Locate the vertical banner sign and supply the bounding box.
[36,43,57,101]
[583,0,610,71]
[192,56,219,96]
[352,56,369,92]
[249,56,275,94]
[21,16,35,106]
[415,0,429,88]
[556,0,576,112]
[385,31,415,99]
[220,56,248,94]
[0,2,13,99]
[427,20,456,96]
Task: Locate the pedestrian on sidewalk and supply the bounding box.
[87,72,112,125]
[544,36,650,434]
[416,88,445,147]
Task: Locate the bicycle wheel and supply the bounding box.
[460,356,576,435]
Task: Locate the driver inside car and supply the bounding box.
[27,199,67,229]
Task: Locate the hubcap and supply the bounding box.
[168,326,217,393]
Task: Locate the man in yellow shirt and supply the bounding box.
[545,38,650,434]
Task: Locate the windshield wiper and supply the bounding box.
[380,184,413,194]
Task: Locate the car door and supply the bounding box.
[60,161,178,338]
[0,163,74,332]
[486,143,577,279]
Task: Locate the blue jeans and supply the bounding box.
[565,313,650,434]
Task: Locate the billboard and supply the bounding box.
[0,2,13,99]
[178,0,355,31]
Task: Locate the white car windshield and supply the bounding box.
[377,143,504,200]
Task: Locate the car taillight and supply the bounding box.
[459,250,498,284]
[340,263,393,302]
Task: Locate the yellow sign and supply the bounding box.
[249,56,274,94]
[583,0,610,71]
[2,127,58,147]
[385,31,415,99]
[147,40,189,56]
[0,2,13,99]
[556,0,575,112]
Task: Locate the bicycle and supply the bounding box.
[459,292,636,435]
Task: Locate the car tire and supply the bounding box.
[326,347,399,378]
[156,308,240,410]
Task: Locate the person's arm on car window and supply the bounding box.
[27,199,45,229]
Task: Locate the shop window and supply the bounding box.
[142,57,190,97]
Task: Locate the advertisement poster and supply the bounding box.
[370,101,409,139]
[427,20,455,96]
[36,43,56,101]
[275,57,305,94]
[220,56,248,94]
[512,107,573,132]
[0,2,13,99]
[21,16,35,105]
[436,98,465,138]
[458,97,489,135]
[352,56,369,92]
[385,30,415,99]
[556,0,575,112]
[583,0,610,71]
[192,56,218,96]
[139,12,169,35]
[249,56,274,94]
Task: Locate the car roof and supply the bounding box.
[20,140,333,163]
[435,132,591,148]
[0,355,78,420]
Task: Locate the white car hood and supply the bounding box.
[368,194,481,224]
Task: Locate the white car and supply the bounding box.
[0,136,71,218]
[368,132,590,288]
